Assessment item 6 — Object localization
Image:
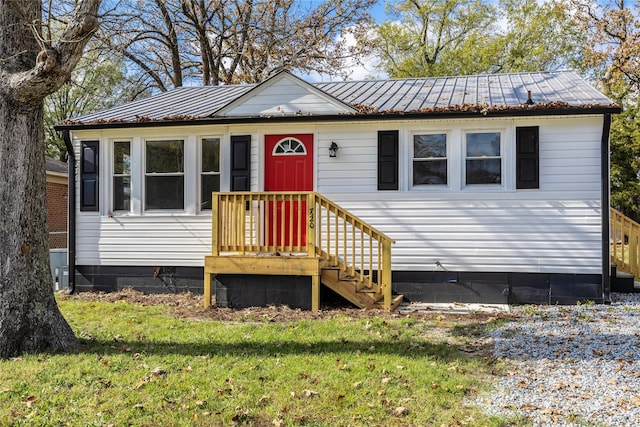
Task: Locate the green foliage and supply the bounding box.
[369,0,584,78]
[610,88,640,222]
[44,52,148,161]
[0,297,518,426]
[570,1,640,223]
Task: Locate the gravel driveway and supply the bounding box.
[476,293,640,426]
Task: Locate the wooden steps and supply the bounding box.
[206,192,398,311]
[320,267,403,310]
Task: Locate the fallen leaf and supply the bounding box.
[304,389,319,398]
[394,406,409,416]
[23,396,36,408]
[151,367,166,376]
[520,403,538,410]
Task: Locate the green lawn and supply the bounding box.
[0,294,518,426]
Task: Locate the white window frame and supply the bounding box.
[272,137,307,156]
[199,136,222,211]
[143,138,186,211]
[111,140,132,213]
[463,129,505,189]
[410,131,450,190]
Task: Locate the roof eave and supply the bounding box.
[55,105,622,132]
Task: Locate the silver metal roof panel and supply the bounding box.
[65,71,617,125]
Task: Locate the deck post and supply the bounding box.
[307,193,316,257]
[204,271,212,308]
[382,239,392,311]
[311,274,320,312]
[211,192,219,256]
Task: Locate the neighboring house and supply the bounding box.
[46,157,69,289]
[56,70,620,307]
[46,157,68,249]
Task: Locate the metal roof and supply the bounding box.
[314,71,615,110]
[60,71,619,128]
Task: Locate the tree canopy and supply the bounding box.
[570,0,640,220]
[45,52,148,161]
[97,0,375,90]
[367,0,585,78]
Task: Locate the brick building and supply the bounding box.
[46,157,68,249]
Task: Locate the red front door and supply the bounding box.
[264,134,314,247]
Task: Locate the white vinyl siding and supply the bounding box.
[316,116,603,274]
[219,74,353,116]
[72,115,604,275]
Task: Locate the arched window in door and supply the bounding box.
[272,137,307,155]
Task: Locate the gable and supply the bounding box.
[216,71,356,117]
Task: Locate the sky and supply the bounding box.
[370,1,390,23]
[337,1,389,81]
[298,0,390,82]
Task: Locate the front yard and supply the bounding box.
[0,291,518,426]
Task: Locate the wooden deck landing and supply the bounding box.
[204,254,327,311]
[204,253,403,311]
[204,192,401,311]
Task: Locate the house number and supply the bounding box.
[309,208,315,229]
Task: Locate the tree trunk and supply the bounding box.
[0,98,79,357]
[0,0,100,357]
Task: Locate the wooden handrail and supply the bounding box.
[611,207,640,278]
[210,192,395,308]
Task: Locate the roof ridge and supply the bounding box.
[312,70,577,85]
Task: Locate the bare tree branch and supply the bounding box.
[6,0,100,104]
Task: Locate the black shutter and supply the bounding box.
[516,126,539,189]
[80,140,99,211]
[231,135,251,191]
[378,130,399,190]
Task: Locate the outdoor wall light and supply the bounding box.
[329,141,339,157]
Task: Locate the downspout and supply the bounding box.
[62,130,76,294]
[601,113,612,303]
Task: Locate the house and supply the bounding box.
[46,157,69,249]
[55,70,621,308]
[46,157,69,289]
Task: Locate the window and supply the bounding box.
[145,140,184,210]
[201,137,220,210]
[113,141,131,211]
[465,132,501,185]
[413,133,447,185]
[273,138,306,155]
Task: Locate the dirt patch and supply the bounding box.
[59,288,507,355]
[60,288,501,320]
